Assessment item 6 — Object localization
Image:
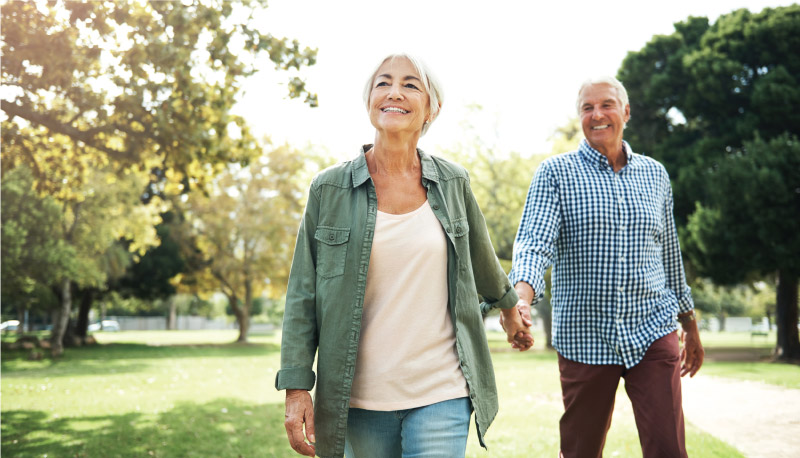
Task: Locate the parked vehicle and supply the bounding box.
[0,320,20,332]
[88,320,121,332]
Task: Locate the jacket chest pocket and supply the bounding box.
[448,217,470,254]
[315,226,350,279]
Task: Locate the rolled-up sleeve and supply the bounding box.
[509,161,560,305]
[275,182,321,391]
[461,174,519,311]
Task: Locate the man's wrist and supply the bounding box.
[677,310,696,325]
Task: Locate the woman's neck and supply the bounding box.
[368,134,421,175]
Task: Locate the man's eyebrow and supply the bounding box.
[582,98,618,107]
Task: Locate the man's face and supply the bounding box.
[579,83,630,155]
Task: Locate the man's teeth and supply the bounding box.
[382,107,408,113]
[592,125,610,130]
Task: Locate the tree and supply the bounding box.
[1,165,69,332]
[184,144,317,342]
[1,0,317,354]
[619,5,800,359]
[2,0,317,191]
[685,134,800,357]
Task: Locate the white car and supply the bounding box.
[88,320,121,332]
[0,320,20,331]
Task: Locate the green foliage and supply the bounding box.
[438,107,552,261]
[182,144,329,340]
[619,5,800,227]
[114,213,189,301]
[684,134,800,282]
[619,6,800,357]
[1,0,317,191]
[690,278,765,319]
[1,165,73,312]
[1,0,318,351]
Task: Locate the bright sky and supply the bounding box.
[233,0,795,161]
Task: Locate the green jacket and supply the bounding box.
[275,146,519,458]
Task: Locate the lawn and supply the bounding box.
[2,329,796,457]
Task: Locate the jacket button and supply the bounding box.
[446,227,452,233]
[329,234,335,241]
[456,225,462,233]
[432,204,439,210]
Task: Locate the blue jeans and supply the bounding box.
[345,397,471,458]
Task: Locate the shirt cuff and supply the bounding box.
[479,286,519,314]
[275,367,316,391]
[677,287,695,315]
[509,267,545,306]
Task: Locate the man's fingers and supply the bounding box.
[517,303,533,326]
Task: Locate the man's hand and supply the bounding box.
[284,389,316,456]
[680,318,704,377]
[500,300,534,351]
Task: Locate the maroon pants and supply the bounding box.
[558,332,687,458]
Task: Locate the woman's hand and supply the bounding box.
[500,300,534,351]
[284,389,316,456]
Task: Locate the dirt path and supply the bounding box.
[681,374,800,457]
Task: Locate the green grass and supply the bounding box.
[694,331,800,389]
[2,329,795,457]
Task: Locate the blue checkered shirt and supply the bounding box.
[509,140,694,368]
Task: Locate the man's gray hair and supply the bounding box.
[363,53,443,136]
[576,76,630,115]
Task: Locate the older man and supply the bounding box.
[508,77,704,457]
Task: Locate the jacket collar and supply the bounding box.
[351,144,440,188]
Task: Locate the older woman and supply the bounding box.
[276,53,533,458]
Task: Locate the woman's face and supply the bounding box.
[367,57,430,137]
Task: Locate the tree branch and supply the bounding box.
[2,101,131,162]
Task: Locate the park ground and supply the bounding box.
[1,330,799,457]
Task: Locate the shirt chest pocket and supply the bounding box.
[314,226,350,279]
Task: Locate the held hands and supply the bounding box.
[284,389,316,456]
[499,299,534,351]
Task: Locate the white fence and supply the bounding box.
[108,316,234,331]
[105,316,277,333]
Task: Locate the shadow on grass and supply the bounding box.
[1,398,290,458]
[703,346,774,362]
[1,342,281,380]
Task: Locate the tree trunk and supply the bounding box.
[75,288,93,344]
[228,291,249,344]
[535,298,553,349]
[775,270,800,360]
[236,307,250,343]
[16,306,25,336]
[167,297,178,330]
[50,278,72,357]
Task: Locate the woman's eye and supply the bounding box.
[405,83,419,90]
[376,82,389,87]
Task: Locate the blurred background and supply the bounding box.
[2,1,799,456]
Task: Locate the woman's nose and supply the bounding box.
[387,84,403,99]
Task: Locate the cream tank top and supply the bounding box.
[349,200,469,410]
